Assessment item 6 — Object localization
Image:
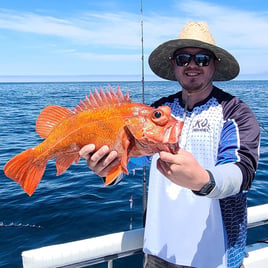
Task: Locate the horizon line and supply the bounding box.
[0,74,266,83]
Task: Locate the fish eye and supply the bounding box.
[151,109,169,126]
[153,111,162,118]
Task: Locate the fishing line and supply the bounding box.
[183,94,190,122]
[260,123,268,134]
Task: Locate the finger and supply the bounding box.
[79,144,96,160]
[157,158,170,175]
[159,151,178,164]
[87,148,118,171]
[90,145,110,163]
[96,157,121,177]
[156,158,163,174]
[88,150,118,170]
[102,150,118,167]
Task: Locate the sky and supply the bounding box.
[0,0,267,81]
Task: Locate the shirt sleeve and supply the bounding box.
[212,96,260,197]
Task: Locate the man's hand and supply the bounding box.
[79,144,120,177]
[157,148,209,191]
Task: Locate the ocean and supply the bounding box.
[0,80,267,268]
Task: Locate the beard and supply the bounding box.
[179,70,215,94]
[180,77,210,93]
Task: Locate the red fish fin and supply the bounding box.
[104,134,130,186]
[36,105,73,138]
[3,149,46,196]
[104,165,124,186]
[72,86,131,114]
[55,153,80,176]
[121,133,130,173]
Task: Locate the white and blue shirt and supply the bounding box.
[140,86,260,268]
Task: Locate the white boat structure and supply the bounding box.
[22,203,268,268]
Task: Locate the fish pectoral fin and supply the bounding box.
[121,132,131,173]
[104,165,124,186]
[104,132,131,186]
[55,153,80,176]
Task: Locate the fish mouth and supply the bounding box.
[163,126,173,143]
[134,139,179,155]
[161,121,183,154]
[126,119,183,157]
[163,121,183,144]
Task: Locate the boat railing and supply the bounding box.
[22,204,268,268]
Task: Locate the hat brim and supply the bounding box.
[149,39,240,81]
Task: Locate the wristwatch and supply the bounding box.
[192,170,216,196]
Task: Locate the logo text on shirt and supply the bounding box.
[192,119,211,132]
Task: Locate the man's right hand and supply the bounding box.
[79,144,120,178]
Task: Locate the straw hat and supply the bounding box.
[149,21,240,81]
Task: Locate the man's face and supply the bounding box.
[172,47,218,93]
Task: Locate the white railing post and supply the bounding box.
[107,260,113,268]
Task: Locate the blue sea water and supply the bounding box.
[0,80,267,268]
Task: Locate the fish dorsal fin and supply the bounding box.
[72,85,131,114]
[36,105,73,138]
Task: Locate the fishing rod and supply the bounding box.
[140,0,147,220]
[141,0,145,104]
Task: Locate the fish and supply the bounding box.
[3,86,183,196]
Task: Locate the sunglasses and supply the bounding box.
[174,53,214,67]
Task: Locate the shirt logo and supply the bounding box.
[192,119,211,132]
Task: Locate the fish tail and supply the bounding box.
[4,148,46,196]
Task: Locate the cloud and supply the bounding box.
[0,9,84,37]
[0,8,141,48]
[171,0,268,77]
[175,0,268,49]
[59,49,141,61]
[0,2,267,51]
[0,1,267,78]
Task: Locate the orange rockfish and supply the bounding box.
[4,86,183,196]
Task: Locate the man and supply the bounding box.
[79,22,260,267]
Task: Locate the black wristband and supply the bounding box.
[192,170,216,196]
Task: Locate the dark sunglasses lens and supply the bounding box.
[194,54,211,66]
[175,54,191,66]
